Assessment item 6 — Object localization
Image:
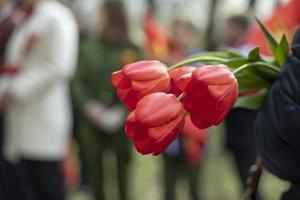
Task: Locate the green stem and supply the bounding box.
[168,56,227,72]
[233,61,281,75]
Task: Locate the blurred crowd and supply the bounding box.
[0,0,297,200]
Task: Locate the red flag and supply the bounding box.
[247,0,300,55]
[143,10,170,59]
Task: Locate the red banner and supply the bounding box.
[247,0,300,55]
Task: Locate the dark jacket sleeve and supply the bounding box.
[255,28,300,184]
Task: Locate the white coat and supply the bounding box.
[1,0,78,162]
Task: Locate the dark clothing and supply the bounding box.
[19,159,66,200]
[255,28,300,199]
[0,158,28,200]
[255,29,300,184]
[281,184,300,200]
[225,108,262,200]
[1,159,65,200]
[225,108,258,185]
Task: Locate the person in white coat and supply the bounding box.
[0,0,78,199]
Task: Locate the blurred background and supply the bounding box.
[0,0,296,200]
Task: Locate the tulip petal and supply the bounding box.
[148,114,183,140]
[192,65,234,85]
[117,75,131,89]
[136,93,183,127]
[208,84,232,100]
[125,112,137,139]
[169,66,195,96]
[152,114,185,155]
[125,112,156,154]
[169,66,195,82]
[123,60,167,81]
[177,73,193,91]
[183,83,207,111]
[133,127,155,155]
[138,75,170,97]
[182,116,206,139]
[213,80,238,111]
[111,70,123,87]
[131,77,166,92]
[118,89,139,111]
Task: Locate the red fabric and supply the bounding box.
[0,65,19,75]
[111,60,171,111]
[125,92,185,155]
[183,65,238,129]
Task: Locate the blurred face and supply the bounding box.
[171,20,194,49]
[171,21,186,46]
[222,22,244,45]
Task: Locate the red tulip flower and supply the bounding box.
[183,64,238,129]
[125,92,185,155]
[111,60,170,111]
[169,66,196,96]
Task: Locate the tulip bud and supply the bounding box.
[125,92,185,155]
[111,60,171,111]
[183,64,238,129]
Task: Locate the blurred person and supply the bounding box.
[168,19,203,62]
[72,1,142,200]
[0,0,78,199]
[162,19,206,200]
[167,18,204,72]
[220,15,252,56]
[163,117,207,200]
[0,1,29,199]
[221,15,262,200]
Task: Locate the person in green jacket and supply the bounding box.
[72,1,143,200]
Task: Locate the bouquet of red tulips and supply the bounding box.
[111,19,289,155]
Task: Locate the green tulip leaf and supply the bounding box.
[234,61,280,84]
[234,88,268,110]
[255,17,278,56]
[236,73,270,91]
[274,34,289,66]
[243,65,279,83]
[247,47,261,62]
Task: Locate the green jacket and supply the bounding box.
[72,37,143,116]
